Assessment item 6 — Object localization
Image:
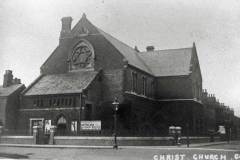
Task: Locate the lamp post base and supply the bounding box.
[113,134,118,149]
[113,145,118,149]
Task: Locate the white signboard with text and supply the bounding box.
[80,121,101,131]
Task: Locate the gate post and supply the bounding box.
[33,126,39,144]
[0,126,3,143]
[49,126,56,145]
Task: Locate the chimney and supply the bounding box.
[3,70,13,88]
[60,17,73,42]
[13,78,21,84]
[17,79,21,84]
[146,46,154,52]
[134,46,139,52]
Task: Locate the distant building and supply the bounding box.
[0,70,25,132]
[202,89,240,139]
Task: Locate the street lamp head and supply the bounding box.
[112,97,119,111]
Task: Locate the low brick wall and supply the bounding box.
[54,136,218,146]
[180,136,220,144]
[1,136,33,144]
[0,135,221,146]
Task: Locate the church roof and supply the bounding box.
[138,48,193,77]
[71,15,152,74]
[41,14,196,82]
[97,29,153,74]
[24,70,99,96]
[72,14,194,76]
[0,84,25,97]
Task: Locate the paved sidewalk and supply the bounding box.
[0,141,229,149]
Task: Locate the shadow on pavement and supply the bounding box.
[0,152,30,159]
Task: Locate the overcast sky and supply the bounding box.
[0,0,240,116]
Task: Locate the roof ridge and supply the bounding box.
[139,47,193,53]
[134,50,153,74]
[97,28,153,74]
[97,27,133,50]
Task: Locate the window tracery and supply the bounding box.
[70,41,94,70]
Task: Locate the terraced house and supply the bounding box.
[1,14,239,138]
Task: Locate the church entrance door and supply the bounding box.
[56,116,67,135]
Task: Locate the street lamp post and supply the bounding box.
[112,97,119,149]
[186,123,190,148]
[225,120,231,144]
[79,93,86,134]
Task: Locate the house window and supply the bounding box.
[132,72,138,93]
[71,121,78,132]
[142,76,147,96]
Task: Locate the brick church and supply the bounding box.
[0,14,239,137]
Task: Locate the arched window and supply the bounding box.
[57,116,67,125]
[69,40,95,70]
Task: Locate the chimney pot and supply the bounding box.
[134,46,139,52]
[13,78,18,84]
[82,13,86,19]
[12,78,21,84]
[18,79,21,84]
[146,46,155,52]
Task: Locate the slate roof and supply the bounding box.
[97,29,152,74]
[81,16,192,76]
[0,84,25,97]
[24,70,99,96]
[71,15,152,74]
[138,48,193,77]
